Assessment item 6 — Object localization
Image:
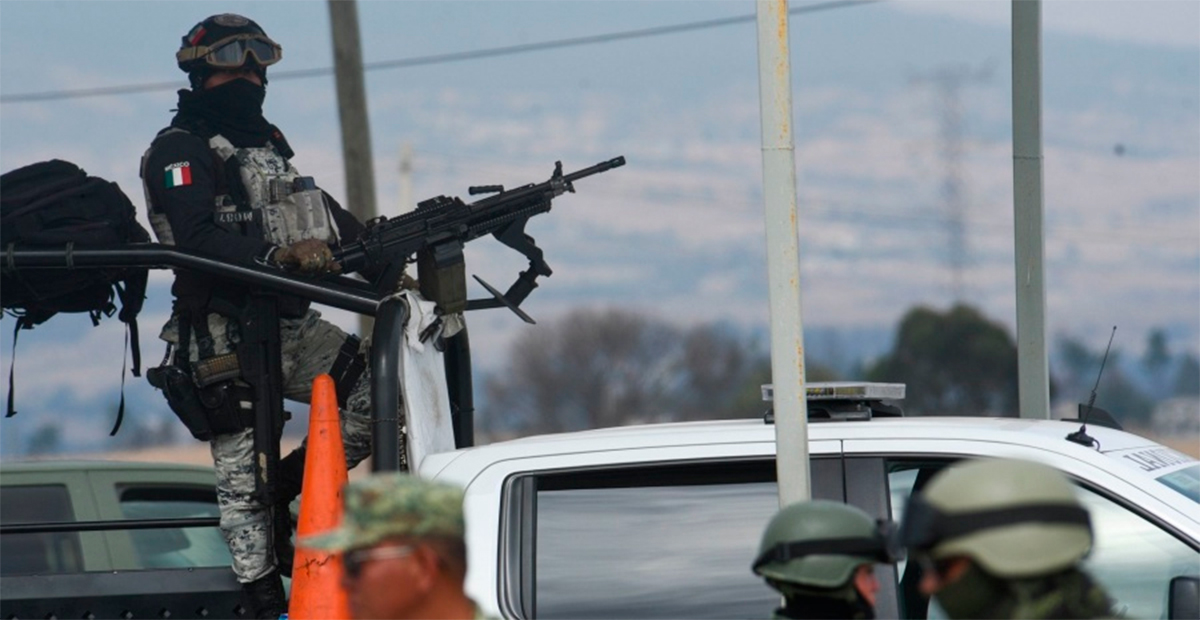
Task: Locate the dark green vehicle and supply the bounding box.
[0,460,248,618]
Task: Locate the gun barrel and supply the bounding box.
[563,156,626,183]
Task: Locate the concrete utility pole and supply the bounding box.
[328,0,377,337]
[756,0,810,506]
[1012,0,1051,419]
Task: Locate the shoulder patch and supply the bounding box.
[164,161,193,188]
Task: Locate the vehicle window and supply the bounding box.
[886,461,949,619]
[0,485,83,575]
[536,481,779,619]
[1157,464,1200,503]
[1076,485,1199,619]
[117,486,231,569]
[523,459,841,619]
[886,460,1200,620]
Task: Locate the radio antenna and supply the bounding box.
[1066,326,1116,448]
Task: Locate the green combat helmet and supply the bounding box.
[753,500,900,589]
[898,458,1093,578]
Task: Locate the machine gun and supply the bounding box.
[334,156,625,322]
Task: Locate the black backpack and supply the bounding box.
[1,159,151,433]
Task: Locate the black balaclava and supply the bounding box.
[173,78,274,148]
[771,580,876,620]
[931,561,1012,619]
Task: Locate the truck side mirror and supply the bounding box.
[1168,575,1199,620]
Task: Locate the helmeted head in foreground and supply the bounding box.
[754,499,900,618]
[898,458,1093,578]
[302,473,466,553]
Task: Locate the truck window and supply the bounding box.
[1157,464,1200,503]
[510,458,842,619]
[0,485,83,575]
[1072,485,1199,619]
[886,460,1200,620]
[117,486,232,569]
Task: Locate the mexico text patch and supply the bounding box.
[164,162,192,188]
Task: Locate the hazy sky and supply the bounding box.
[1,1,1197,452]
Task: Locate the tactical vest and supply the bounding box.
[141,130,340,249]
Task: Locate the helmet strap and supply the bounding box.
[188,70,209,91]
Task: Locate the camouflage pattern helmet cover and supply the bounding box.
[900,458,1093,578]
[300,473,466,552]
[753,500,897,589]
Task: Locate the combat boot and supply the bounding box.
[242,570,286,619]
[273,446,306,577]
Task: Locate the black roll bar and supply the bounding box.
[5,244,380,315]
[444,327,475,448]
[3,243,473,471]
[370,297,406,471]
[1,517,220,535]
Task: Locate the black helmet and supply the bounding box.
[177,14,282,89]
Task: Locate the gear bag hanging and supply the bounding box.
[1,159,151,434]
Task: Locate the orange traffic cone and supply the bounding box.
[288,374,351,619]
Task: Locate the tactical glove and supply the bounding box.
[272,239,340,274]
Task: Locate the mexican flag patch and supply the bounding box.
[165,162,192,188]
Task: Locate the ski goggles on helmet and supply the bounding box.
[897,494,1092,554]
[752,519,904,573]
[177,33,282,69]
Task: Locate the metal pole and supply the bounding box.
[756,0,810,505]
[370,297,406,471]
[1,517,221,535]
[1012,0,1051,419]
[443,327,475,449]
[328,0,377,338]
[5,246,381,315]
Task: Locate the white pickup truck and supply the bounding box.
[417,385,1200,620]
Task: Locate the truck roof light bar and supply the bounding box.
[761,382,906,403]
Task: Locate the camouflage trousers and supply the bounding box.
[160,308,374,583]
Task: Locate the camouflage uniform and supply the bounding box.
[983,569,1114,620]
[303,474,498,620]
[147,13,384,617]
[162,309,374,582]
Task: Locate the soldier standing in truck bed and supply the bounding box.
[141,13,383,617]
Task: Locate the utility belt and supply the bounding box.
[147,350,257,442]
[147,309,367,442]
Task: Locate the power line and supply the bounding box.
[0,0,881,104]
[405,149,1200,247]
